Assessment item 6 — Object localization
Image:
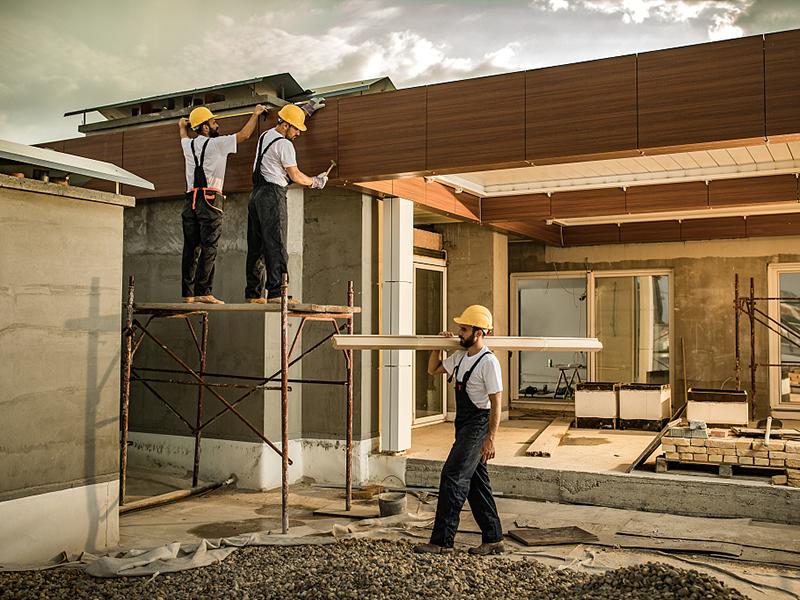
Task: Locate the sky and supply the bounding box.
[1,0,799,144]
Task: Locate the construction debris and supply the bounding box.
[507,526,598,546]
[525,416,572,457]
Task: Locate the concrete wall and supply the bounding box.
[509,236,800,420]
[435,223,510,415]
[0,176,127,561]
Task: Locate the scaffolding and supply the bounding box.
[119,274,358,533]
[734,273,800,416]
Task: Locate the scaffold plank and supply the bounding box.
[331,335,602,352]
[135,302,360,315]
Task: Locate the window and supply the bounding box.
[413,259,447,424]
[767,264,800,412]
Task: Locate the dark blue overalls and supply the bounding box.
[429,349,503,548]
[181,138,224,298]
[245,133,290,300]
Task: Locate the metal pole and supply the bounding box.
[281,273,289,534]
[192,313,209,487]
[735,274,740,390]
[346,280,354,511]
[120,275,135,506]
[750,277,756,417]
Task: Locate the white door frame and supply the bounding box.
[767,263,800,417]
[412,256,447,426]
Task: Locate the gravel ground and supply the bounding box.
[0,539,748,600]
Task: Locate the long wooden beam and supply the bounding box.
[332,335,602,352]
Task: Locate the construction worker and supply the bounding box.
[244,102,328,304]
[414,305,505,555]
[178,104,267,304]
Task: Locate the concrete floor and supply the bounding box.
[409,417,657,473]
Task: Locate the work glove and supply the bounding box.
[310,173,328,189]
[300,97,326,117]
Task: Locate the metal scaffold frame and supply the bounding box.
[119,274,357,533]
[734,273,800,416]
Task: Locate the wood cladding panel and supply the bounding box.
[551,188,625,218]
[217,115,261,194]
[492,220,562,245]
[361,178,479,221]
[338,88,426,179]
[37,140,66,153]
[292,98,338,180]
[426,72,525,172]
[620,220,681,243]
[626,181,707,213]
[526,55,637,162]
[746,213,800,237]
[708,175,798,207]
[481,194,550,222]
[562,224,620,246]
[63,133,124,193]
[680,217,746,241]
[121,123,185,198]
[766,30,800,138]
[638,36,765,149]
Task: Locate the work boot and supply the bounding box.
[468,541,505,556]
[267,296,300,305]
[195,295,225,305]
[246,297,267,304]
[413,543,454,555]
[182,296,195,303]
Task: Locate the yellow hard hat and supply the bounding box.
[453,305,493,330]
[277,104,307,131]
[189,106,216,130]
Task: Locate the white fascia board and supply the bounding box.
[333,335,602,352]
[0,138,155,190]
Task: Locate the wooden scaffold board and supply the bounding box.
[331,335,602,352]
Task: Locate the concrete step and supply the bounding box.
[405,457,800,525]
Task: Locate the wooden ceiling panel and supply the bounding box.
[526,55,637,162]
[766,30,800,139]
[481,194,551,222]
[562,224,620,246]
[620,220,681,243]
[63,133,124,193]
[746,213,800,237]
[339,88,426,179]
[492,220,562,245]
[708,175,798,207]
[638,36,765,149]
[427,72,525,172]
[680,217,746,241]
[292,98,338,179]
[121,123,185,197]
[551,188,625,218]
[626,181,708,213]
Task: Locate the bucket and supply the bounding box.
[377,492,407,517]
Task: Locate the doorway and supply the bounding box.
[413,259,447,424]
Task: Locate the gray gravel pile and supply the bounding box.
[0,539,747,599]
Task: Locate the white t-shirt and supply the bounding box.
[181,134,237,192]
[442,347,503,410]
[253,128,297,187]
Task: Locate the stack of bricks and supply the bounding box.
[661,428,800,477]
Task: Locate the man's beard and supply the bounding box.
[459,331,477,348]
[208,128,220,138]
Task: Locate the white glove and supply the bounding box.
[310,173,328,189]
[300,97,326,117]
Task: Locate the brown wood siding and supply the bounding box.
[766,30,800,138]
[426,72,526,172]
[292,98,339,180]
[638,36,765,149]
[481,194,551,222]
[359,178,479,221]
[562,224,620,245]
[746,213,800,237]
[620,220,681,243]
[626,181,708,213]
[218,116,261,194]
[63,133,124,193]
[551,188,625,218]
[121,123,185,197]
[680,217,747,241]
[338,88,426,179]
[526,55,637,162]
[708,175,798,207]
[492,220,562,245]
[37,140,66,153]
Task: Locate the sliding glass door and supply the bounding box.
[413,260,447,424]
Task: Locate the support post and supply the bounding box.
[734,274,740,391]
[281,273,289,534]
[750,277,756,417]
[120,275,135,506]
[192,313,209,487]
[346,280,354,511]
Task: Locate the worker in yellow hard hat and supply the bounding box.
[415,304,505,556]
[244,98,328,304]
[177,104,267,304]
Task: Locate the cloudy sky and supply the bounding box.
[1,0,798,144]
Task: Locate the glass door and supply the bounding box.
[413,260,447,424]
[768,265,800,409]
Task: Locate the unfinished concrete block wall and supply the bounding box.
[0,176,128,564]
[509,236,800,420]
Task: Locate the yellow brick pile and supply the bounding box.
[661,432,800,473]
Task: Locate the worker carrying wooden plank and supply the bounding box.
[244,99,328,304]
[414,305,505,556]
[178,105,267,304]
